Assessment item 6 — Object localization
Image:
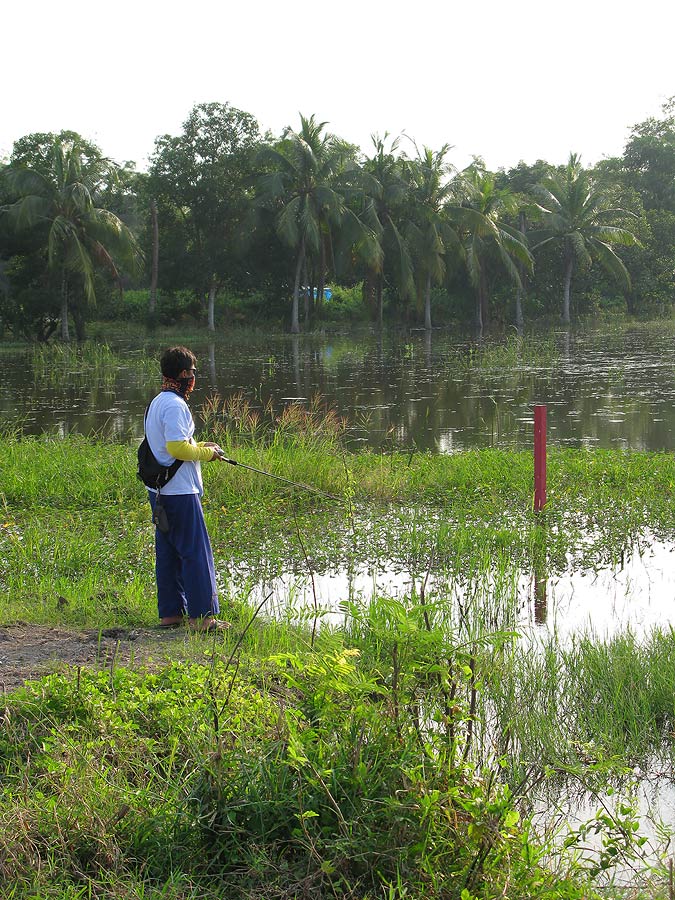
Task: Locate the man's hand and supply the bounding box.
[202,441,225,462]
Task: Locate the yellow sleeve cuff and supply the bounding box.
[165,439,213,462]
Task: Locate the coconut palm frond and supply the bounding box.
[569,231,592,270]
[2,166,52,201]
[498,229,534,273]
[90,240,121,283]
[496,241,524,289]
[47,216,77,266]
[465,241,480,288]
[299,197,321,255]
[276,195,302,248]
[529,183,564,216]
[590,225,641,247]
[448,205,500,240]
[595,206,639,221]
[529,233,558,252]
[313,185,345,222]
[255,172,289,203]
[388,220,415,300]
[66,182,94,212]
[591,239,632,290]
[5,194,50,230]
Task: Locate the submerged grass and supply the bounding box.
[29,342,120,387]
[2,429,675,624]
[456,333,561,371]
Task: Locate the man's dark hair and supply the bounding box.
[161,346,196,379]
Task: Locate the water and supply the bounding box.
[233,535,675,640]
[235,544,675,872]
[3,323,675,450]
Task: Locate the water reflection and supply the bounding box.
[234,536,675,640]
[2,326,675,451]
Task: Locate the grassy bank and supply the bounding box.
[3,434,675,897]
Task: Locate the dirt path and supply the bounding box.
[0,624,191,693]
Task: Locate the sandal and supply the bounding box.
[158,617,185,629]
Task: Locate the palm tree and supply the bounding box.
[358,135,414,327]
[529,153,639,324]
[2,138,141,340]
[256,115,364,333]
[403,144,460,330]
[402,146,508,331]
[457,165,533,332]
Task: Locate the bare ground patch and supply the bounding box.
[0,624,200,693]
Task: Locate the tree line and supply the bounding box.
[2,98,674,341]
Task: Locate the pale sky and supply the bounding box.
[2,0,674,173]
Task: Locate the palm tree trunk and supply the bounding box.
[475,283,483,336]
[317,237,326,316]
[300,258,306,323]
[304,287,311,325]
[562,253,574,325]
[207,276,217,332]
[515,213,526,331]
[208,342,217,387]
[424,274,432,331]
[149,199,159,315]
[72,301,86,342]
[60,271,70,342]
[364,270,377,322]
[515,285,524,332]
[291,240,305,334]
[479,268,489,331]
[376,273,384,330]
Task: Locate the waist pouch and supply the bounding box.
[137,436,183,489]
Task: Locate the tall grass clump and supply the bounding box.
[201,391,347,451]
[199,392,350,507]
[29,342,119,386]
[455,334,560,372]
[488,627,675,782]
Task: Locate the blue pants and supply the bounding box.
[149,491,219,620]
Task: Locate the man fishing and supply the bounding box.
[143,345,228,632]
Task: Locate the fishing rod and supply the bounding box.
[216,450,344,503]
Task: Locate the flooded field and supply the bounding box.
[3,325,675,888]
[3,323,675,451]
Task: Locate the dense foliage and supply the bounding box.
[4,98,675,339]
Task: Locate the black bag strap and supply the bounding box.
[143,402,183,487]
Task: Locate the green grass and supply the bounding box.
[3,432,675,629]
[3,434,675,897]
[0,597,617,900]
[454,333,561,371]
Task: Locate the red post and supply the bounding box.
[534,405,547,512]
